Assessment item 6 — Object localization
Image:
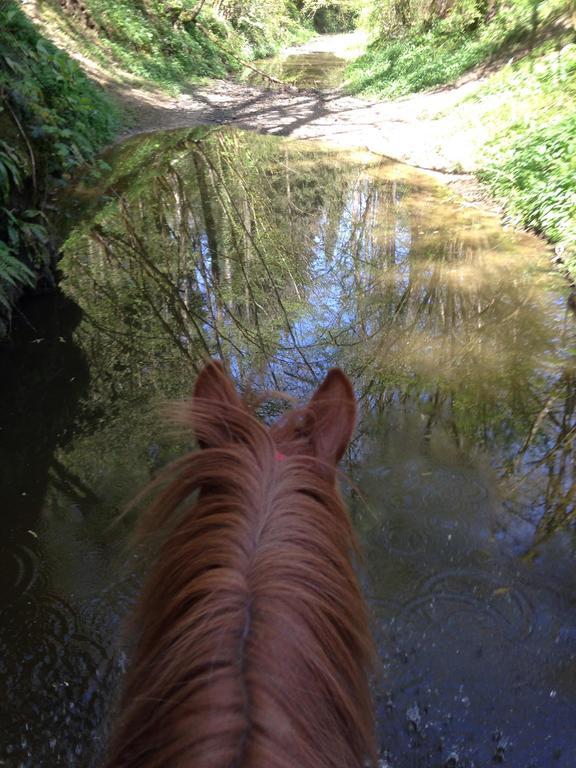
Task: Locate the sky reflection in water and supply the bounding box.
[1,127,575,767]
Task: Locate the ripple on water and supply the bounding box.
[381,518,429,557]
[0,543,44,606]
[373,560,576,768]
[400,568,535,642]
[0,584,128,767]
[365,461,493,541]
[380,566,541,710]
[78,566,140,632]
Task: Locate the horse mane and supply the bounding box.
[103,362,376,768]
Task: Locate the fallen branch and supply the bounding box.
[194,20,299,91]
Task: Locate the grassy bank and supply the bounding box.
[477,42,576,271]
[31,0,313,92]
[346,0,576,276]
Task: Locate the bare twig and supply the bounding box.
[195,21,298,91]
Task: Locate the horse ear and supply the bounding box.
[193,360,242,409]
[192,360,246,448]
[307,368,356,464]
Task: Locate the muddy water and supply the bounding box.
[1,126,576,767]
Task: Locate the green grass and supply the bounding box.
[41,0,313,92]
[61,3,242,89]
[346,0,572,98]
[475,42,576,272]
[345,24,497,97]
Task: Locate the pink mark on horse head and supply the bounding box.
[275,451,287,462]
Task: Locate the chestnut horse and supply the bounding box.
[104,361,376,768]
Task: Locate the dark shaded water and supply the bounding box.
[1,127,576,767]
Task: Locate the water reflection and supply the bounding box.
[61,127,576,549]
[238,51,348,89]
[2,126,576,766]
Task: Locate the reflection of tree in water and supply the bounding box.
[309,181,576,549]
[63,129,333,393]
[61,126,576,547]
[502,366,576,553]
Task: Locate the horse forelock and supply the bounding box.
[104,389,376,768]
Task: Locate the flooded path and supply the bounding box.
[1,128,576,767]
[237,31,365,89]
[111,31,489,187]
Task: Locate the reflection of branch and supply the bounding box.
[49,456,100,504]
[195,145,316,376]
[91,226,204,361]
[171,160,280,361]
[227,218,268,339]
[506,416,576,503]
[511,388,560,474]
[527,498,576,558]
[106,206,215,356]
[192,151,221,284]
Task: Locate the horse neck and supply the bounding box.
[105,424,376,768]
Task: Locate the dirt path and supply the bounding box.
[112,71,496,210]
[19,7,498,210]
[117,77,476,168]
[103,29,497,210]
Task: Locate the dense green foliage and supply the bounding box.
[42,0,312,89]
[347,25,492,96]
[477,42,576,267]
[67,0,242,83]
[0,1,117,328]
[347,0,571,96]
[483,114,576,262]
[312,3,360,32]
